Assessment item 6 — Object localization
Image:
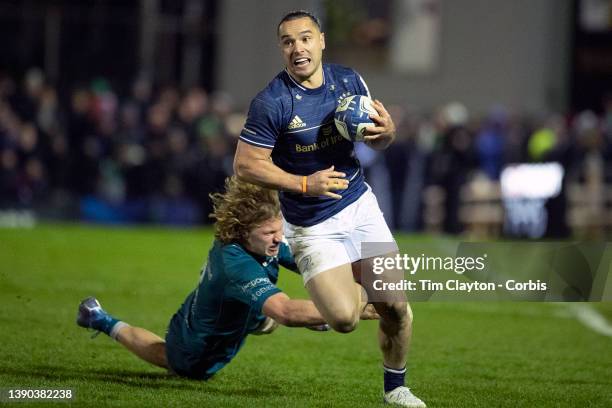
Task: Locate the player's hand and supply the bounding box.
[364,99,396,150]
[360,304,380,320]
[305,166,349,199]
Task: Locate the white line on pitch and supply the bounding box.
[566,303,612,338]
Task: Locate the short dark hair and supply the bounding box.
[277,10,322,36]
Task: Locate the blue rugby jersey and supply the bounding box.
[166,240,297,379]
[239,63,371,227]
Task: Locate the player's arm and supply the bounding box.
[363,99,396,151]
[352,71,395,151]
[262,293,326,327]
[234,141,301,192]
[234,141,349,199]
[263,293,380,327]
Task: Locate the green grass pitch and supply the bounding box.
[1,224,611,407]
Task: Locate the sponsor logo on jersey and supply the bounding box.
[241,277,271,290]
[254,284,275,298]
[288,115,306,130]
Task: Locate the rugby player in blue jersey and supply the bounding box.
[233,10,425,407]
[76,177,378,379]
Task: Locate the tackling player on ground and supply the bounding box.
[233,10,426,407]
[76,176,378,379]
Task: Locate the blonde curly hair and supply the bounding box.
[210,176,281,244]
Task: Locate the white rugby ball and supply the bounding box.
[334,95,376,142]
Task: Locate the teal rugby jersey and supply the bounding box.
[239,63,371,227]
[165,239,297,379]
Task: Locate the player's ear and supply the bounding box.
[320,32,325,50]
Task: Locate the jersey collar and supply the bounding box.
[284,67,326,95]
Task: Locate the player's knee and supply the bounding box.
[328,309,359,333]
[330,318,358,333]
[377,301,411,324]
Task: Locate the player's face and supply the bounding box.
[278,17,325,85]
[245,216,284,257]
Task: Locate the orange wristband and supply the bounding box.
[302,176,307,194]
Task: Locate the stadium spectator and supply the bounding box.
[475,106,507,180]
[385,106,431,231]
[428,102,476,234]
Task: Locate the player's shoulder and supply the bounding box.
[221,242,267,267]
[219,242,257,276]
[325,62,358,76]
[251,70,292,107]
[220,241,249,260]
[324,63,361,82]
[325,63,369,96]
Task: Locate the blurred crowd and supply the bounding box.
[0,68,244,224]
[362,99,612,235]
[2,68,612,232]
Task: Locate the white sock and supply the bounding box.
[109,321,129,340]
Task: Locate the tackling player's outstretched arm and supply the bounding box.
[262,293,326,327]
[263,293,380,327]
[234,141,349,199]
[261,292,380,327]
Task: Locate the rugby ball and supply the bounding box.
[334,95,376,142]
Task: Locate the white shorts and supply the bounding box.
[284,188,398,284]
